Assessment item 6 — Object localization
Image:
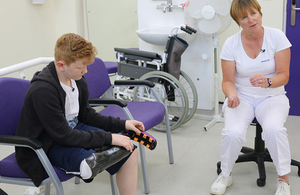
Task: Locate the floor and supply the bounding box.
[1,111,300,195]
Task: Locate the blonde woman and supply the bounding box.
[210,0,292,195]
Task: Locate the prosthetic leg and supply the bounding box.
[83,146,130,179]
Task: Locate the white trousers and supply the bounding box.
[220,93,291,177]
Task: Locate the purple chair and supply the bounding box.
[104,61,118,74]
[85,57,174,194]
[0,77,74,195]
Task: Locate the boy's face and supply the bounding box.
[60,59,89,81]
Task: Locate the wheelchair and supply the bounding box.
[114,25,198,131]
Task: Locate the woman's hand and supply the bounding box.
[249,73,267,88]
[227,95,240,108]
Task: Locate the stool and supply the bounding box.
[217,119,300,187]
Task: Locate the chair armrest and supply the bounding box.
[0,135,42,149]
[114,80,155,88]
[0,135,64,188]
[88,98,127,107]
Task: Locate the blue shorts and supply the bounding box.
[48,122,137,176]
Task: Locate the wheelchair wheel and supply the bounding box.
[179,70,198,124]
[135,71,189,131]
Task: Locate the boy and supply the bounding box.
[16,33,144,194]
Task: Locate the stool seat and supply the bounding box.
[217,119,300,187]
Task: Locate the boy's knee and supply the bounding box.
[131,149,139,164]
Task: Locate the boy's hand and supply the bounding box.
[125,120,145,134]
[111,134,134,152]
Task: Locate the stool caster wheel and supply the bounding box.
[257,178,265,187]
[217,162,221,175]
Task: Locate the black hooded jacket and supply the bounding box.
[15,62,126,186]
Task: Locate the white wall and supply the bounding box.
[86,0,139,61]
[0,0,85,79]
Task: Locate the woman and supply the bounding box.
[210,0,292,195]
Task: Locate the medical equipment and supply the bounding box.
[114,25,198,131]
[185,0,232,130]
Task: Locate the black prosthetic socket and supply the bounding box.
[85,146,130,179]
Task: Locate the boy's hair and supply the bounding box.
[230,0,262,26]
[54,33,98,65]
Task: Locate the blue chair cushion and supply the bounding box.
[99,102,165,131]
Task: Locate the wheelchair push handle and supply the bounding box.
[180,25,197,35]
[185,25,197,34]
[164,25,196,54]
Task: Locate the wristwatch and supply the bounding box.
[266,78,272,88]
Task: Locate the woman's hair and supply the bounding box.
[230,0,262,25]
[54,33,98,65]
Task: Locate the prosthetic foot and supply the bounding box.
[123,130,157,150]
[85,146,130,179]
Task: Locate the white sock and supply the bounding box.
[79,159,92,179]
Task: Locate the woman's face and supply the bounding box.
[238,8,262,34]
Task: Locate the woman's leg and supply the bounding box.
[211,98,255,194]
[255,94,291,182]
[220,98,254,177]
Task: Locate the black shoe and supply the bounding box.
[123,130,157,150]
[85,146,130,179]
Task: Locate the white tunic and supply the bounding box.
[220,26,292,97]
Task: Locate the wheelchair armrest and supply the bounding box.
[0,135,42,149]
[114,80,155,88]
[114,47,162,61]
[88,98,127,107]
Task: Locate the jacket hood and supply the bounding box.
[31,61,64,95]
